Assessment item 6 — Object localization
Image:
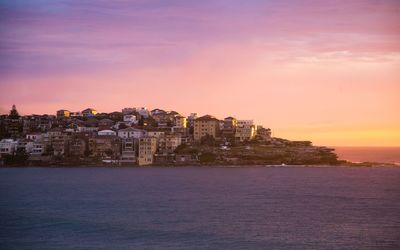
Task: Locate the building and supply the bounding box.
[193,115,220,142]
[151,109,179,127]
[174,115,187,128]
[67,136,87,157]
[31,141,46,155]
[26,133,42,141]
[150,108,166,116]
[82,108,98,117]
[0,139,18,156]
[89,135,121,159]
[256,126,272,142]
[117,127,146,139]
[222,117,237,141]
[136,107,149,118]
[17,140,33,154]
[120,138,136,164]
[5,119,23,139]
[56,110,70,118]
[235,120,256,142]
[138,137,157,166]
[147,131,165,139]
[123,115,137,124]
[159,134,182,154]
[187,113,198,128]
[70,112,81,117]
[98,130,117,136]
[77,126,98,133]
[51,134,68,156]
[47,127,63,138]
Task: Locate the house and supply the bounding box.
[117,127,146,139]
[123,114,137,124]
[82,108,98,117]
[193,115,220,142]
[0,139,18,156]
[136,107,149,118]
[138,137,157,166]
[235,120,256,142]
[98,130,117,136]
[151,109,172,127]
[56,109,70,118]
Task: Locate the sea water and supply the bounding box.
[1,167,399,249]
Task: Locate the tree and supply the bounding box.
[118,123,128,130]
[200,134,215,146]
[8,105,20,119]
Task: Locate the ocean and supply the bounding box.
[334,147,400,164]
[0,167,399,249]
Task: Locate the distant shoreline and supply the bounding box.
[1,162,398,168]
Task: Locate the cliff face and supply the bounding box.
[217,145,338,165]
[177,138,339,166]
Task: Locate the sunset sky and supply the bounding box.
[0,0,399,146]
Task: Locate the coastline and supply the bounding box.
[1,161,398,168]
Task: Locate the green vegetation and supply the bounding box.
[199,152,217,163]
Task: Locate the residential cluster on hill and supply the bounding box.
[0,105,338,166]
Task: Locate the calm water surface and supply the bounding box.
[1,167,399,250]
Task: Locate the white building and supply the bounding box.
[118,127,147,139]
[123,114,137,124]
[136,107,149,118]
[235,120,256,142]
[98,130,117,136]
[31,141,45,155]
[0,139,18,156]
[70,112,81,117]
[77,126,98,133]
[237,120,254,126]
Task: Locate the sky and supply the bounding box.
[0,0,399,146]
